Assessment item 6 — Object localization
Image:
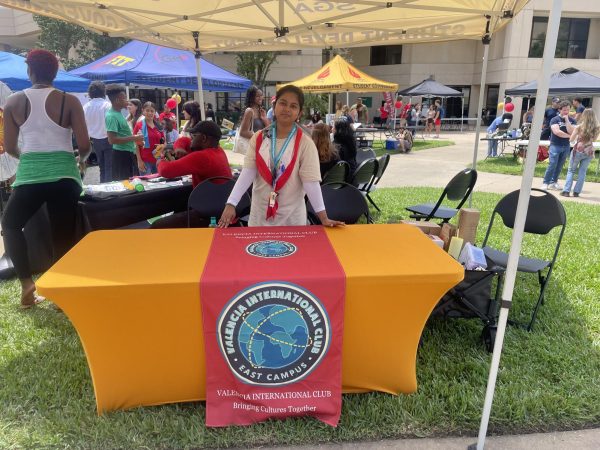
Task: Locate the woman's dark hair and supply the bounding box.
[126,98,142,123]
[183,101,201,128]
[311,112,322,124]
[207,103,213,110]
[245,85,261,109]
[88,81,106,99]
[333,119,357,155]
[25,49,59,83]
[274,84,305,115]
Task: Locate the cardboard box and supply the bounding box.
[401,220,441,236]
[427,234,445,249]
[439,223,458,251]
[457,208,480,246]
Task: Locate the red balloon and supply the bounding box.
[395,101,403,109]
[166,98,177,110]
[504,102,515,112]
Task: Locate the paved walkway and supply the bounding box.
[226,130,600,204]
[271,427,600,450]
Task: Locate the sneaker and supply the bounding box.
[560,191,570,197]
[573,192,580,197]
[541,183,549,190]
[551,182,562,190]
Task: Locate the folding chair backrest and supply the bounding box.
[356,147,376,164]
[321,182,371,224]
[322,161,350,184]
[446,168,477,203]
[374,153,391,183]
[187,177,236,220]
[350,158,378,188]
[493,189,566,235]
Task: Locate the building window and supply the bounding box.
[370,45,402,65]
[529,17,590,58]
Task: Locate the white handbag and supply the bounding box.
[232,110,255,155]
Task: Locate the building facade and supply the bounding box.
[2,0,599,124]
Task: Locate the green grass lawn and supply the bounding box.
[1,187,599,448]
[476,156,600,184]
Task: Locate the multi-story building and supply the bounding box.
[2,0,599,123]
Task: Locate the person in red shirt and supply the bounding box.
[158,103,176,122]
[152,121,232,228]
[133,102,163,174]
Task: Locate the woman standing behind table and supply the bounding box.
[333,119,358,174]
[1,49,90,308]
[238,85,270,140]
[218,85,343,228]
[312,123,340,176]
[561,108,600,198]
[181,100,201,136]
[334,101,343,119]
[133,102,163,175]
[126,98,142,131]
[522,105,535,125]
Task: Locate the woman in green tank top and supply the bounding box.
[1,49,90,308]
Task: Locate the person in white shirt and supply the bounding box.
[83,81,112,182]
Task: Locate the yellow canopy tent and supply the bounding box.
[277,55,397,93]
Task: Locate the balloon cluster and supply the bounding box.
[497,101,515,113]
[165,93,182,110]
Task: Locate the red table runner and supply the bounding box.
[200,227,346,427]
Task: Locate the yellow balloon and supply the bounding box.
[497,102,504,110]
[171,93,182,105]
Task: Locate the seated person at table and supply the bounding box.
[151,121,232,228]
[312,123,340,176]
[162,117,179,145]
[218,84,344,228]
[486,113,512,157]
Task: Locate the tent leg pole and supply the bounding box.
[468,40,490,208]
[461,96,464,132]
[346,91,349,106]
[125,83,130,100]
[474,2,563,449]
[471,42,490,170]
[193,31,206,121]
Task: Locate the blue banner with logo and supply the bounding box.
[68,40,251,92]
[200,227,345,426]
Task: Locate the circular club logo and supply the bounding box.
[246,240,297,258]
[217,282,330,386]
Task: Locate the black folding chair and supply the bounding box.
[187,176,250,227]
[356,147,376,164]
[405,168,477,223]
[481,189,567,331]
[349,158,379,198]
[364,153,390,211]
[308,182,372,225]
[322,161,350,184]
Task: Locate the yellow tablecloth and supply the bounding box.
[37,224,463,414]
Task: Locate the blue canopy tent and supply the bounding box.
[0,51,91,92]
[69,40,251,93]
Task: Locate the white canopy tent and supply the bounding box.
[0,0,528,119]
[0,2,568,449]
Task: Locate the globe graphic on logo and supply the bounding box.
[238,304,310,369]
[246,240,296,258]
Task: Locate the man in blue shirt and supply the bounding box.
[486,115,504,157]
[542,101,576,190]
[541,97,560,140]
[572,97,585,122]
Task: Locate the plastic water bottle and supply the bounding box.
[209,217,217,228]
[131,178,145,192]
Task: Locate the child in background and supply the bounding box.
[163,117,179,145]
[133,102,163,175]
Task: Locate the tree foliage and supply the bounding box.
[33,15,128,70]
[235,52,279,89]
